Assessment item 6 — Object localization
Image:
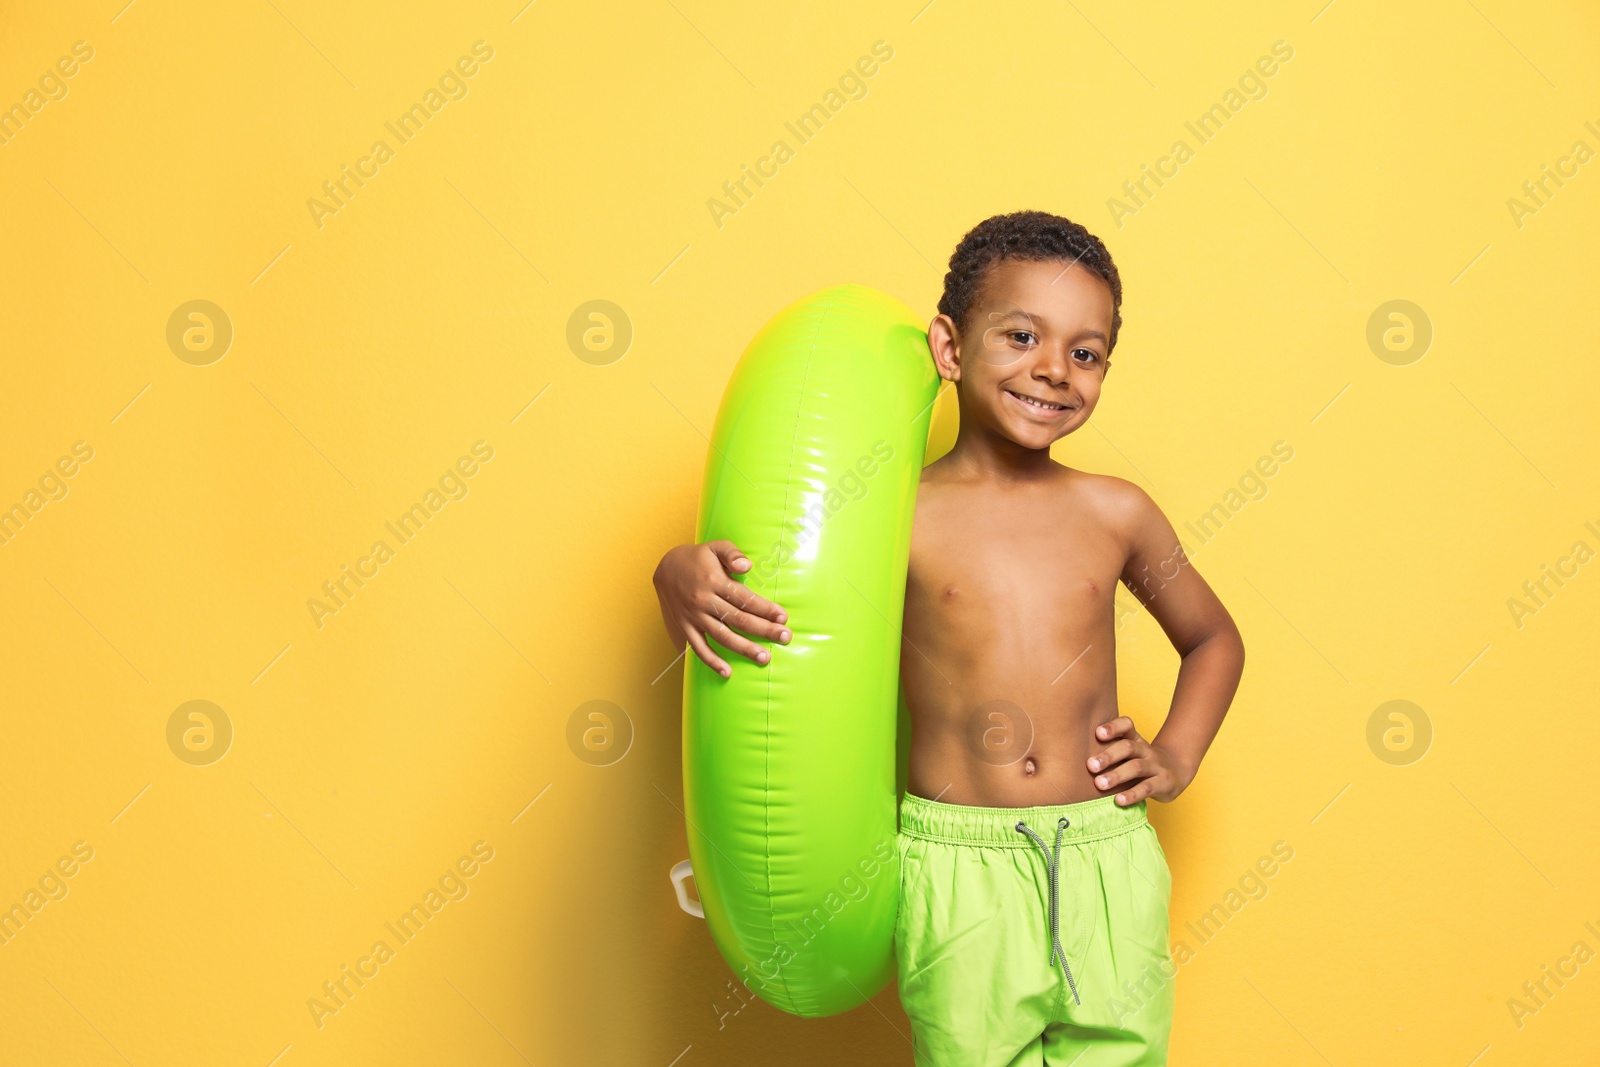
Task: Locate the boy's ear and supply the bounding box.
[927,313,962,382]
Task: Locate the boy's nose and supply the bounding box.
[1032,346,1075,385]
[1031,364,1073,393]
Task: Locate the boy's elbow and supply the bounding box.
[1223,613,1242,646]
[1195,620,1244,668]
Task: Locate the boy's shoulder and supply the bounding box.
[1045,468,1161,545]
[919,460,1160,528]
[1068,467,1156,515]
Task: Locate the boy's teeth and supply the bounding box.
[1011,390,1063,410]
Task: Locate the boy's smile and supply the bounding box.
[929,257,1115,455]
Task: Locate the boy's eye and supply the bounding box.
[994,332,1104,366]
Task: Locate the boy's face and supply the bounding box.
[928,258,1115,452]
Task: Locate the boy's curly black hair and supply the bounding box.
[937,210,1123,353]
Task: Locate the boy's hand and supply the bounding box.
[1087,716,1193,806]
[652,540,790,679]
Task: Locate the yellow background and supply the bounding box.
[2,0,1597,1064]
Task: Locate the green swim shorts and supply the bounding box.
[895,791,1175,1066]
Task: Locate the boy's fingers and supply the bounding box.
[705,617,772,666]
[1094,759,1147,791]
[706,540,753,575]
[1115,780,1157,806]
[1087,739,1137,771]
[714,603,791,645]
[718,578,787,624]
[704,542,787,624]
[684,628,731,679]
[1095,715,1136,741]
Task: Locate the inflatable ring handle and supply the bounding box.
[670,859,704,918]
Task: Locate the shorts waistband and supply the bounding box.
[898,790,1147,848]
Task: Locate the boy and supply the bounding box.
[653,211,1244,1066]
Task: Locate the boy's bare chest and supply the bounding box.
[905,489,1127,628]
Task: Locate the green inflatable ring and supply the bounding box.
[680,285,938,1017]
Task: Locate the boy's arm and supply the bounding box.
[1090,483,1246,805]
